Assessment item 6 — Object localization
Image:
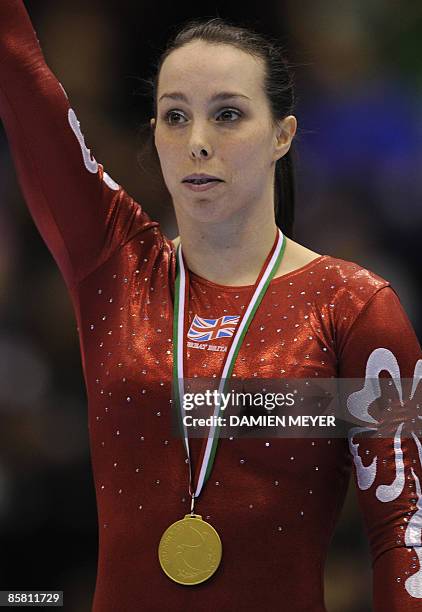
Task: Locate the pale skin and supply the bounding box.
[150,40,321,286]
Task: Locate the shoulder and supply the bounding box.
[300,250,393,336]
[278,238,388,291]
[315,253,392,324]
[318,255,398,354]
[284,238,388,289]
[322,253,390,296]
[289,239,391,294]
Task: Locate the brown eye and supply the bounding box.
[165,110,186,124]
[216,109,242,121]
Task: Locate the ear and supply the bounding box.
[273,115,297,162]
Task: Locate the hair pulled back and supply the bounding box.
[140,17,297,237]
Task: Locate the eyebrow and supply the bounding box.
[158,91,251,103]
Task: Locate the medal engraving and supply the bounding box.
[158,514,222,585]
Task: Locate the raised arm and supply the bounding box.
[0,0,160,291]
[338,283,422,610]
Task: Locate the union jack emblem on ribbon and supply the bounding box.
[187,314,240,342]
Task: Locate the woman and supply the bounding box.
[1,2,421,610]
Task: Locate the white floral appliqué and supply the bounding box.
[347,347,422,598]
[67,107,119,191]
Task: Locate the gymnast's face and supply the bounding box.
[151,40,296,225]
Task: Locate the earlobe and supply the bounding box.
[273,132,290,163]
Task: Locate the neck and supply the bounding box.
[173,204,279,287]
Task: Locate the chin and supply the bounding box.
[185,199,236,224]
[174,189,232,221]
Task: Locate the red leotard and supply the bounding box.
[1,2,422,610]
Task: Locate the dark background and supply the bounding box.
[1,1,421,610]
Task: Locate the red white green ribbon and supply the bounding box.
[173,228,286,501]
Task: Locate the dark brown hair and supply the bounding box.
[138,16,297,237]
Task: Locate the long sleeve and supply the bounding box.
[0,0,160,291]
[338,283,422,610]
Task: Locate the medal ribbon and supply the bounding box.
[172,228,286,504]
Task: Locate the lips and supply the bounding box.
[182,173,223,184]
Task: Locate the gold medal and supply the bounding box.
[158,514,222,585]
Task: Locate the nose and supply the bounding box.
[191,147,209,159]
[188,121,212,160]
